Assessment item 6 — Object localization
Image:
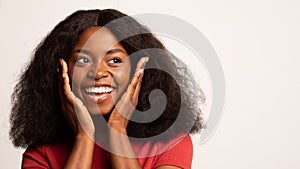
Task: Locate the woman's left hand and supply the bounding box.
[107,57,148,169]
[107,56,149,133]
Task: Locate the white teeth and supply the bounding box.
[85,87,113,94]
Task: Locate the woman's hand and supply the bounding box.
[59,59,95,169]
[107,57,149,132]
[58,59,95,138]
[107,57,149,169]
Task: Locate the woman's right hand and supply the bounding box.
[58,59,95,138]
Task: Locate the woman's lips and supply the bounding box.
[83,86,115,103]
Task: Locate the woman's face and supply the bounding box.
[68,26,131,115]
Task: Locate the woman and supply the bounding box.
[10,9,205,169]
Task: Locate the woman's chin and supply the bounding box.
[86,106,112,116]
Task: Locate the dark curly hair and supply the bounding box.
[9,9,205,148]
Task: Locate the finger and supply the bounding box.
[59,59,75,102]
[60,59,68,78]
[58,59,64,90]
[127,57,149,97]
[134,57,149,74]
[58,59,68,96]
[127,69,143,97]
[58,60,66,107]
[132,72,144,103]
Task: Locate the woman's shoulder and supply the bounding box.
[154,134,193,169]
[134,134,193,169]
[22,141,72,169]
[158,133,193,156]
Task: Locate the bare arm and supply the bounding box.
[59,59,95,169]
[107,57,149,169]
[63,133,94,169]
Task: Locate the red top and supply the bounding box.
[22,134,193,169]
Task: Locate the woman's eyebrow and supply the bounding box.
[74,49,93,56]
[106,48,126,55]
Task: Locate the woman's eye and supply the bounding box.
[108,58,122,64]
[76,57,90,64]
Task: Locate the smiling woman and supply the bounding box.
[9,9,205,169]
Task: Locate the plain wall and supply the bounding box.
[1,0,299,168]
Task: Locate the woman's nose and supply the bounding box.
[88,62,109,80]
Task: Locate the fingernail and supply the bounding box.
[143,57,149,63]
[137,69,144,75]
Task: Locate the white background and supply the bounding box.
[1,0,300,168]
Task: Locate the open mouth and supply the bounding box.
[83,86,115,103]
[85,86,114,94]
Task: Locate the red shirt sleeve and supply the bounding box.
[153,134,193,169]
[22,144,50,169]
[22,142,71,169]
